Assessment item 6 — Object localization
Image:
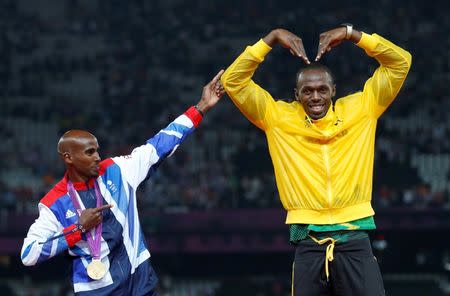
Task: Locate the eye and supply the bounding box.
[85,148,96,155]
[303,89,311,95]
[320,87,328,94]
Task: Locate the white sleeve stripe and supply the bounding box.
[160,130,183,139]
[174,114,194,128]
[50,238,58,257]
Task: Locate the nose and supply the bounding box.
[94,152,101,162]
[311,90,321,101]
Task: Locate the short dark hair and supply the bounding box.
[295,63,335,86]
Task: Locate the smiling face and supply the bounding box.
[295,67,336,120]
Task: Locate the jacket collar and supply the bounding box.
[61,172,96,191]
[300,104,338,130]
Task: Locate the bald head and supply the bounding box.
[57,130,97,155]
[58,130,101,182]
[296,63,335,88]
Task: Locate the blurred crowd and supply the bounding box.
[1,0,449,217]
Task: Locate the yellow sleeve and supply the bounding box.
[220,39,276,130]
[357,33,412,118]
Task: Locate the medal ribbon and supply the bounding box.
[67,180,103,260]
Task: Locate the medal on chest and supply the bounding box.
[68,179,109,280]
[87,259,108,280]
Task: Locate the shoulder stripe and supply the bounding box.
[99,158,115,176]
[40,180,67,207]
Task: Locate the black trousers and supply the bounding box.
[292,237,385,296]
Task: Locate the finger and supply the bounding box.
[215,85,224,93]
[294,40,310,64]
[299,52,310,64]
[217,88,226,97]
[315,33,327,61]
[315,40,328,61]
[291,47,309,64]
[215,81,222,92]
[289,40,302,58]
[210,69,225,85]
[95,204,113,212]
[315,44,323,61]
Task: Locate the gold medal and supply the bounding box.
[68,181,107,280]
[86,259,107,280]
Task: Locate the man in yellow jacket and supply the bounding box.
[221,25,411,296]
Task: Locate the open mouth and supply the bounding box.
[309,104,325,113]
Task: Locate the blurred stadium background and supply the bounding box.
[0,0,449,295]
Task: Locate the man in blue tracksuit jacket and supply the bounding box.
[20,70,225,295]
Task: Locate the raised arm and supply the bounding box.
[113,70,225,188]
[221,29,309,130]
[263,29,310,64]
[316,25,412,118]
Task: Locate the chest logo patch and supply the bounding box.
[65,209,76,219]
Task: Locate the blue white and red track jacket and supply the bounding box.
[20,107,202,295]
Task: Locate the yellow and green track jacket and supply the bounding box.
[221,32,412,225]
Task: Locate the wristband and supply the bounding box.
[76,223,86,233]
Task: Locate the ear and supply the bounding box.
[331,84,336,98]
[294,88,300,101]
[61,152,73,164]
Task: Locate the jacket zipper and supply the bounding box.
[322,144,333,208]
